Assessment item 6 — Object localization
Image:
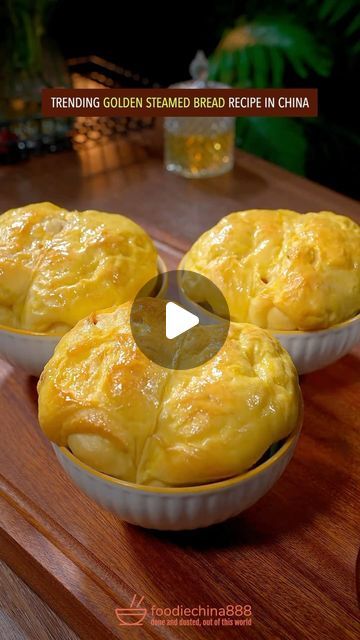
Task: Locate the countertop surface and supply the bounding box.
[0,136,359,640]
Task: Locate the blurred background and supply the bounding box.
[0,0,359,198]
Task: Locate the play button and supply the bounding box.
[130,270,230,370]
[166,302,199,339]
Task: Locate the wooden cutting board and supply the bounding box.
[0,146,360,640]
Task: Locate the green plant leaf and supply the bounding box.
[234,48,251,87]
[319,0,359,24]
[219,49,235,85]
[346,12,360,36]
[329,4,356,25]
[251,45,270,87]
[268,46,285,86]
[210,15,332,89]
[352,40,360,54]
[236,117,307,175]
[319,0,338,20]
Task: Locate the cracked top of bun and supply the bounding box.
[38,301,300,487]
[0,202,157,334]
[181,209,360,331]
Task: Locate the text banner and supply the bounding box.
[42,88,318,117]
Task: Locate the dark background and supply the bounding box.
[49,0,360,199]
[51,0,219,86]
[1,0,359,199]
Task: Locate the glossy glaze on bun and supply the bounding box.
[181,210,360,330]
[0,202,157,334]
[38,301,300,487]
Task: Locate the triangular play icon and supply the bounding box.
[165,302,199,340]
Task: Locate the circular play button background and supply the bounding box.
[130,270,230,370]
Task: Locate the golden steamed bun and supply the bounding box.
[181,210,360,330]
[38,301,300,487]
[0,202,157,334]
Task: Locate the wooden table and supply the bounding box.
[0,138,359,640]
[0,560,79,640]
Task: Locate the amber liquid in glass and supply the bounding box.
[165,127,235,178]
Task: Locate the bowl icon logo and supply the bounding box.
[115,595,147,626]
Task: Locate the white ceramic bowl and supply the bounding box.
[0,256,167,377]
[272,313,360,374]
[52,410,302,531]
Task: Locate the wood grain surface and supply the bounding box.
[0,139,359,640]
[0,560,79,640]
